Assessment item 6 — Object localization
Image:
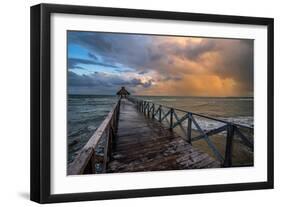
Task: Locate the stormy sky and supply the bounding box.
[67,31,253,97]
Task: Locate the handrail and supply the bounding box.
[132,97,253,129]
[68,98,121,175]
[128,96,253,167]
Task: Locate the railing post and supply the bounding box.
[159,105,162,122]
[187,113,192,144]
[170,108,174,130]
[90,152,96,174]
[224,124,234,167]
[116,99,120,130]
[114,100,120,148]
[83,151,96,174]
[152,104,155,119]
[112,114,116,150]
[108,126,113,160]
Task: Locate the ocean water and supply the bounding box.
[67,95,253,164]
[67,95,118,164]
[137,96,254,130]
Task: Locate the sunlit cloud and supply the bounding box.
[67,31,253,97]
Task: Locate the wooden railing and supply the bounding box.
[128,97,253,167]
[68,98,121,175]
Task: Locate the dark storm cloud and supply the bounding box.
[68,32,153,70]
[69,32,113,53]
[68,71,100,87]
[210,39,254,92]
[68,31,254,96]
[131,78,153,88]
[158,39,217,61]
[68,57,119,69]
[138,71,148,75]
[154,38,254,93]
[182,40,216,60]
[162,75,182,81]
[68,71,153,94]
[88,52,98,60]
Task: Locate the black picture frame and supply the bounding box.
[30,3,274,203]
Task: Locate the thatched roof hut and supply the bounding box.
[116,87,130,98]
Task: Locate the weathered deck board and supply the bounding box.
[107,99,220,173]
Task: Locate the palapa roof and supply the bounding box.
[116,87,130,95]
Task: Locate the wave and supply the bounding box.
[192,102,210,107]
[220,98,253,101]
[174,116,253,132]
[223,116,253,127]
[159,99,179,102]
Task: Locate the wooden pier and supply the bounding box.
[107,99,220,172]
[68,96,253,175]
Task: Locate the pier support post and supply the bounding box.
[90,153,96,174]
[187,113,192,144]
[224,124,234,167]
[83,151,96,174]
[159,105,162,122]
[108,125,114,160]
[170,108,174,130]
[152,104,155,119]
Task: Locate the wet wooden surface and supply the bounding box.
[107,99,220,173]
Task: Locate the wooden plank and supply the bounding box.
[106,98,221,173]
[126,97,252,171]
[117,124,171,138]
[115,135,179,149]
[114,138,188,160]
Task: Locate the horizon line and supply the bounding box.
[68,94,254,98]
